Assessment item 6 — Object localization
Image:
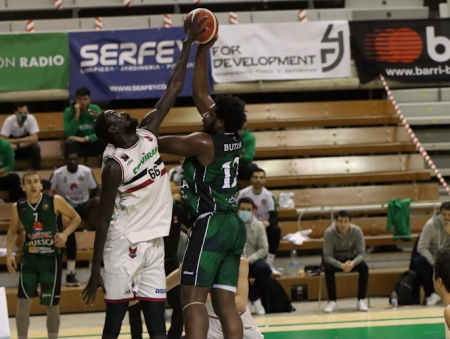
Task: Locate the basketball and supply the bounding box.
[184,8,219,44]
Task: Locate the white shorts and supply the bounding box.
[207,308,264,339]
[103,235,166,302]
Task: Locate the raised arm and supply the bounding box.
[139,15,206,136]
[192,39,216,115]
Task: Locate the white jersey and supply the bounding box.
[0,114,39,138]
[238,186,276,222]
[206,302,263,339]
[50,165,98,207]
[103,128,172,244]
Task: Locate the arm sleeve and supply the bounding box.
[417,223,435,265]
[0,118,11,137]
[63,107,79,137]
[241,133,256,164]
[3,142,14,172]
[323,230,341,269]
[27,115,40,134]
[247,221,269,264]
[352,227,366,265]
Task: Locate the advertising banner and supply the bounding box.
[69,28,202,101]
[0,33,69,91]
[210,21,351,83]
[350,19,450,83]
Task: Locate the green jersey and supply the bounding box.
[17,193,62,256]
[182,132,242,219]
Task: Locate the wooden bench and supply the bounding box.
[254,126,416,158]
[254,154,430,188]
[277,214,430,252]
[271,183,440,219]
[0,100,399,140]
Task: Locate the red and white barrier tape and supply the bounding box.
[163,14,172,28]
[95,17,103,30]
[299,9,308,22]
[26,20,35,32]
[379,73,450,194]
[229,12,238,25]
[54,0,62,10]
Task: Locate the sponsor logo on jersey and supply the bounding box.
[29,246,36,253]
[132,147,158,174]
[173,215,178,224]
[20,207,26,214]
[42,203,49,211]
[125,289,131,294]
[78,175,84,181]
[129,246,137,259]
[121,154,130,162]
[155,288,166,294]
[261,199,267,205]
[144,135,153,142]
[33,221,43,232]
[183,271,194,275]
[70,183,78,190]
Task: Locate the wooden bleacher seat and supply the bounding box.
[271,183,439,219]
[277,214,430,252]
[254,154,429,188]
[254,126,416,158]
[0,100,399,140]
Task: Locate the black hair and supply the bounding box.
[252,168,266,177]
[214,94,247,133]
[435,247,450,293]
[441,202,450,212]
[15,102,27,111]
[238,197,255,209]
[94,111,115,144]
[64,150,79,159]
[75,87,91,97]
[336,210,352,220]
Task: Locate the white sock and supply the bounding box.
[67,261,76,274]
[266,253,275,266]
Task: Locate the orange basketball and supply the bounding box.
[184,8,219,44]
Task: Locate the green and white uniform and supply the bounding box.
[180,132,246,291]
[17,193,62,306]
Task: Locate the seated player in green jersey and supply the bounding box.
[6,170,81,339]
[158,38,248,339]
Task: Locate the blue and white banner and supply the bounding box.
[69,28,201,101]
[211,21,351,83]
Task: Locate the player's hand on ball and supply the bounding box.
[185,11,207,43]
[54,232,67,248]
[82,271,106,306]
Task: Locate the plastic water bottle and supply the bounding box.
[289,249,299,276]
[390,290,398,309]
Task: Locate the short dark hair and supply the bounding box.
[15,102,27,111]
[94,111,115,144]
[252,168,265,177]
[441,202,450,212]
[75,87,91,97]
[214,95,247,133]
[64,150,79,159]
[336,210,352,220]
[238,197,254,209]
[435,247,450,293]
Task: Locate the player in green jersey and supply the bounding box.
[6,170,81,339]
[158,38,247,339]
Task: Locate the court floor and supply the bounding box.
[7,298,445,339]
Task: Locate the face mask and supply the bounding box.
[238,210,252,223]
[20,114,28,123]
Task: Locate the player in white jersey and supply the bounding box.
[81,20,206,339]
[433,247,450,339]
[238,168,281,276]
[166,257,264,339]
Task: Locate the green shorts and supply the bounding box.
[18,254,62,306]
[180,212,246,291]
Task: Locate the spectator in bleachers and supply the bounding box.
[0,138,23,202]
[412,202,450,306]
[49,151,100,287]
[63,87,105,158]
[237,123,258,181]
[238,168,282,277]
[0,102,41,170]
[323,210,369,313]
[238,197,270,316]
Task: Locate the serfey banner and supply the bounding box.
[0,33,69,91]
[69,28,202,101]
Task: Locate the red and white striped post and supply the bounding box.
[26,20,35,32]
[95,17,103,30]
[124,0,131,7]
[299,9,308,22]
[193,0,201,4]
[54,0,62,10]
[229,12,238,25]
[379,74,450,194]
[163,14,172,28]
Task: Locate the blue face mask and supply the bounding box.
[238,210,252,223]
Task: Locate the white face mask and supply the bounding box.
[238,210,252,223]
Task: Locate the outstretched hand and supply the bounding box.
[185,12,207,43]
[81,271,106,306]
